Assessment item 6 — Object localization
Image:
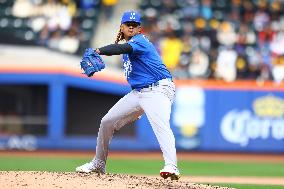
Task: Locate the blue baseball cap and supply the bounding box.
[121,11,141,24]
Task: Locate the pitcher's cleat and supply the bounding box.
[160,165,180,180]
[76,159,106,174]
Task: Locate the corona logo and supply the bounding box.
[253,95,284,118]
[221,110,284,146]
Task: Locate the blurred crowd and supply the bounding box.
[10,0,100,54]
[4,0,284,83]
[140,0,284,83]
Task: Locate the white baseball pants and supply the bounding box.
[94,78,177,167]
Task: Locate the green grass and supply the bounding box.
[0,157,283,177]
[0,156,283,189]
[107,159,284,177]
[0,157,82,172]
[211,183,284,189]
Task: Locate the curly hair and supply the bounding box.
[115,28,125,44]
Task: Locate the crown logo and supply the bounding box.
[253,94,284,118]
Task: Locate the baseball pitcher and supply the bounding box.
[76,10,180,180]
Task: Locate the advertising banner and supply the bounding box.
[173,86,284,152]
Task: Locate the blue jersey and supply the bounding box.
[122,34,172,89]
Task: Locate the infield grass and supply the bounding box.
[211,184,284,189]
[0,157,283,177]
[0,156,283,189]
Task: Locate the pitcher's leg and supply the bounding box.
[76,91,142,173]
[95,91,143,163]
[140,91,177,167]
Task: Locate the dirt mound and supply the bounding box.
[0,171,234,189]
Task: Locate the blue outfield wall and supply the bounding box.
[0,73,283,153]
[172,87,284,153]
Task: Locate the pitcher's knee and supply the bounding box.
[100,116,115,130]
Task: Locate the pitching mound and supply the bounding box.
[0,171,234,189]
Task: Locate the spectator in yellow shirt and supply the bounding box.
[102,0,118,21]
[160,28,183,72]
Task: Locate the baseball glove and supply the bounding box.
[80,48,105,77]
